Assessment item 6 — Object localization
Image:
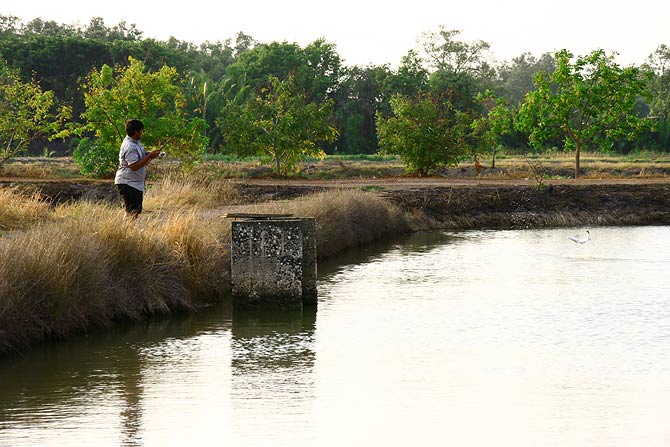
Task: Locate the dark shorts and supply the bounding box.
[116,184,143,216]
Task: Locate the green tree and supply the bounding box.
[471,91,513,168]
[387,50,429,98]
[376,92,471,176]
[75,57,208,176]
[332,64,392,154]
[0,17,205,124]
[0,59,69,170]
[217,75,338,176]
[517,49,653,178]
[224,39,341,104]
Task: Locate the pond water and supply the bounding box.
[2,226,670,446]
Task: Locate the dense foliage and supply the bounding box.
[0,58,68,169]
[1,15,669,177]
[217,76,337,175]
[377,92,470,175]
[517,50,653,177]
[73,57,207,176]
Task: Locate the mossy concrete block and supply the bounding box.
[231,218,317,309]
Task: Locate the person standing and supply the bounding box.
[114,119,160,217]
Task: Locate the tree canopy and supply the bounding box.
[218,76,338,176]
[0,14,668,178]
[74,57,207,176]
[517,49,653,177]
[377,92,471,176]
[0,59,69,169]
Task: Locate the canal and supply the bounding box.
[2,226,670,446]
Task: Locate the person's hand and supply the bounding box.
[148,149,161,159]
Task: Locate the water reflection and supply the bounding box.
[3,227,670,446]
[231,307,316,372]
[230,307,317,445]
[0,308,233,447]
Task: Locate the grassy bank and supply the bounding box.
[0,183,408,353]
[3,168,670,354]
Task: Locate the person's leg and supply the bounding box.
[116,184,143,217]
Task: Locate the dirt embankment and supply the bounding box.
[383,183,670,229]
[2,177,670,230]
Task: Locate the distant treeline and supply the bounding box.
[1,15,669,155]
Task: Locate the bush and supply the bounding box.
[72,137,117,177]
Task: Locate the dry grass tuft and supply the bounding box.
[0,188,52,231]
[229,188,410,258]
[0,204,233,353]
[145,176,239,210]
[158,211,231,302]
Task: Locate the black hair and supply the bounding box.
[125,119,144,137]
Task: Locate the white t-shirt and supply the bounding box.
[114,135,147,192]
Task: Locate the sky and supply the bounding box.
[3,0,670,68]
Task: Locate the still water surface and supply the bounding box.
[2,226,670,446]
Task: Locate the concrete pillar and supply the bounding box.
[230,216,317,309]
[300,218,317,306]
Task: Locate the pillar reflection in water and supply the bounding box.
[230,306,317,440]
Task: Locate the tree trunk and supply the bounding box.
[574,144,581,178]
[275,155,281,177]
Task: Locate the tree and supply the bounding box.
[302,38,343,102]
[471,91,513,168]
[388,50,429,97]
[419,27,492,77]
[217,75,338,176]
[646,45,670,149]
[497,52,556,106]
[74,57,208,176]
[224,39,341,105]
[0,59,69,170]
[0,15,20,35]
[0,17,205,124]
[332,64,392,154]
[420,27,495,115]
[376,92,471,176]
[517,49,653,178]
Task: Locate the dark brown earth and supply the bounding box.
[3,175,670,230]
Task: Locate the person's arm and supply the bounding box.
[128,150,160,171]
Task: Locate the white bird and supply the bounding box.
[569,230,591,244]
